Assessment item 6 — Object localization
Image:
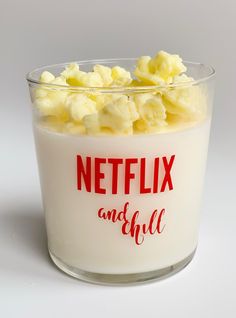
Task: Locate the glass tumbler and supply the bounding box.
[27,59,215,285]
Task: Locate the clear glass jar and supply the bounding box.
[27,59,215,285]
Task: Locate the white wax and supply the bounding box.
[34,119,211,274]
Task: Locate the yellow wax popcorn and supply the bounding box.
[34,50,207,135]
[83,96,139,135]
[40,71,55,83]
[34,74,69,120]
[61,63,132,87]
[93,65,113,86]
[134,51,186,85]
[62,63,104,87]
[111,66,132,86]
[149,51,186,82]
[60,63,80,85]
[51,76,68,86]
[162,73,206,119]
[82,113,100,135]
[35,72,56,99]
[65,94,97,122]
[163,85,206,119]
[92,93,124,111]
[134,56,165,85]
[99,96,139,133]
[134,93,167,132]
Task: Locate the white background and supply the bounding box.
[1,0,236,317]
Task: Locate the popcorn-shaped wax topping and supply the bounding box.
[61,63,104,87]
[93,65,113,86]
[83,113,100,135]
[134,56,165,85]
[163,85,206,119]
[111,66,132,86]
[34,51,207,135]
[92,93,124,111]
[134,93,167,132]
[40,71,55,83]
[34,74,69,121]
[162,73,206,119]
[134,51,186,85]
[83,96,139,135]
[61,63,132,87]
[149,51,187,82]
[51,76,68,86]
[60,63,79,85]
[65,94,97,122]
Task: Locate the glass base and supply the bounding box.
[49,248,196,285]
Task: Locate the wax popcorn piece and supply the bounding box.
[149,51,186,82]
[65,94,97,122]
[61,63,80,85]
[36,72,69,119]
[93,65,113,86]
[83,113,101,135]
[163,85,206,119]
[134,93,167,132]
[134,51,186,85]
[34,95,69,120]
[62,63,132,87]
[35,98,56,116]
[36,73,68,98]
[35,72,57,99]
[83,96,139,135]
[34,89,68,118]
[40,71,55,83]
[135,56,151,74]
[34,87,48,99]
[163,73,204,118]
[92,93,124,111]
[111,66,132,86]
[99,96,139,133]
[51,76,68,86]
[61,63,104,87]
[133,56,165,85]
[79,72,104,87]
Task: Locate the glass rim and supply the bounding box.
[26,58,216,93]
